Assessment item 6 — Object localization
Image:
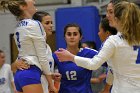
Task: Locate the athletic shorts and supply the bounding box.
[14,65,42,92]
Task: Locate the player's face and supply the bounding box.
[106,3,116,28]
[0,53,5,67]
[41,15,53,36]
[24,0,37,17]
[98,24,110,42]
[65,27,82,47]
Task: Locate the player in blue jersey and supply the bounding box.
[82,41,107,93]
[1,0,55,93]
[53,23,98,93]
[81,18,117,93]
[55,1,140,93]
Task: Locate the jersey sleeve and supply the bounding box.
[27,21,51,75]
[52,53,59,65]
[74,36,115,70]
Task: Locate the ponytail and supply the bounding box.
[0,0,26,20]
[114,1,140,45]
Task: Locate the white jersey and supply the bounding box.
[41,44,54,93]
[106,65,114,85]
[74,32,140,93]
[14,19,51,75]
[0,64,14,93]
[106,59,114,85]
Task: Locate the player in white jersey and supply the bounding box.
[98,18,117,93]
[101,1,128,93]
[11,11,59,93]
[0,50,17,93]
[55,1,140,93]
[29,11,55,93]
[1,0,55,93]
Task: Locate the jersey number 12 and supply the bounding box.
[66,71,77,80]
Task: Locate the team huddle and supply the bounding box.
[0,0,140,93]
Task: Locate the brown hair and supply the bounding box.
[64,24,82,37]
[64,23,83,48]
[110,0,128,4]
[100,18,117,35]
[0,0,27,20]
[114,1,140,45]
[33,11,50,22]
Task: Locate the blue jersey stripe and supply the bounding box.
[35,20,44,35]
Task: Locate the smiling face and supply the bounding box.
[64,26,82,47]
[106,2,116,27]
[41,15,53,36]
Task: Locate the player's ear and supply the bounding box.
[106,31,111,36]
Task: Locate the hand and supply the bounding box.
[48,85,57,93]
[100,90,110,93]
[98,74,106,82]
[14,90,18,93]
[15,59,30,70]
[13,88,18,93]
[99,83,111,93]
[55,48,75,62]
[52,73,61,82]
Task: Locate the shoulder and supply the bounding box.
[78,48,98,58]
[52,53,58,60]
[2,64,11,69]
[108,32,123,40]
[3,64,10,67]
[107,32,126,46]
[17,19,40,27]
[26,19,41,27]
[80,48,98,53]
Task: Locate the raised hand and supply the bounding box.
[55,48,75,62]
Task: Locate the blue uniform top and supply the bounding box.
[53,48,98,93]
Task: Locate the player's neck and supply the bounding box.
[66,46,79,55]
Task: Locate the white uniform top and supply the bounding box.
[106,59,114,85]
[106,65,114,85]
[0,64,14,93]
[74,32,140,93]
[41,44,54,93]
[14,19,51,75]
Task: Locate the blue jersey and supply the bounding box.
[53,48,98,93]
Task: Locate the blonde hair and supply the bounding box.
[0,0,26,20]
[114,1,140,45]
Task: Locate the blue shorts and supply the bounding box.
[14,65,42,92]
